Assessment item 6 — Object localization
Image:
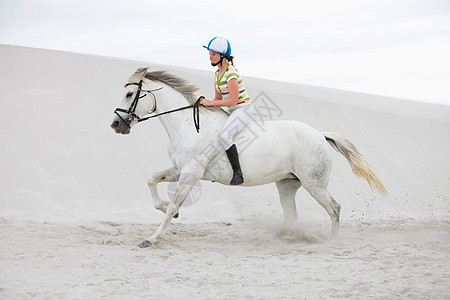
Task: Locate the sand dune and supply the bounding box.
[0,44,449,298]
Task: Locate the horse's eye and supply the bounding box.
[126,92,133,98]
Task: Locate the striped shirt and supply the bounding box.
[215,64,251,111]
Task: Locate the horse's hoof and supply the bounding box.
[137,240,152,248]
[174,213,179,218]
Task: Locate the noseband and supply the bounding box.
[114,80,202,133]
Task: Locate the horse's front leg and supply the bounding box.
[139,171,200,247]
[147,167,180,214]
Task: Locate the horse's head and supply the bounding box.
[111,67,156,134]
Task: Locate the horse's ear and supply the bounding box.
[128,67,149,83]
[137,67,149,78]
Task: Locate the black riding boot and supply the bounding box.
[225,144,244,185]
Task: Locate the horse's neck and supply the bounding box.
[145,80,229,144]
[150,83,196,140]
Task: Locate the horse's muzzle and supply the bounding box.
[111,117,130,134]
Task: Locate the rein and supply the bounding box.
[114,80,203,133]
[138,97,202,133]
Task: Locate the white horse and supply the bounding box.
[111,67,387,247]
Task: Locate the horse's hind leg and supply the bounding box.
[275,178,302,225]
[306,187,341,238]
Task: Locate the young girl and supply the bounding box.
[200,37,253,185]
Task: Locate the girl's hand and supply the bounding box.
[200,98,214,106]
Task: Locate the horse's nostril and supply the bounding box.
[112,121,119,128]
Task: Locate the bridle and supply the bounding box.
[114,80,159,126]
[114,80,202,133]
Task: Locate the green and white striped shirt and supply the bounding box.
[215,64,251,111]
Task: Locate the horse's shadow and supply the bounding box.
[274,226,324,244]
[154,220,326,249]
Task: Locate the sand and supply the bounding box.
[1,219,448,299]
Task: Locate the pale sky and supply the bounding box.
[1,0,449,105]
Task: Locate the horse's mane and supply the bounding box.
[145,70,199,105]
[128,68,226,115]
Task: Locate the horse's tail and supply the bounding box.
[324,132,388,196]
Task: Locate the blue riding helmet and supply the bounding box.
[203,37,231,57]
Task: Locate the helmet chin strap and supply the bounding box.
[211,55,225,67]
